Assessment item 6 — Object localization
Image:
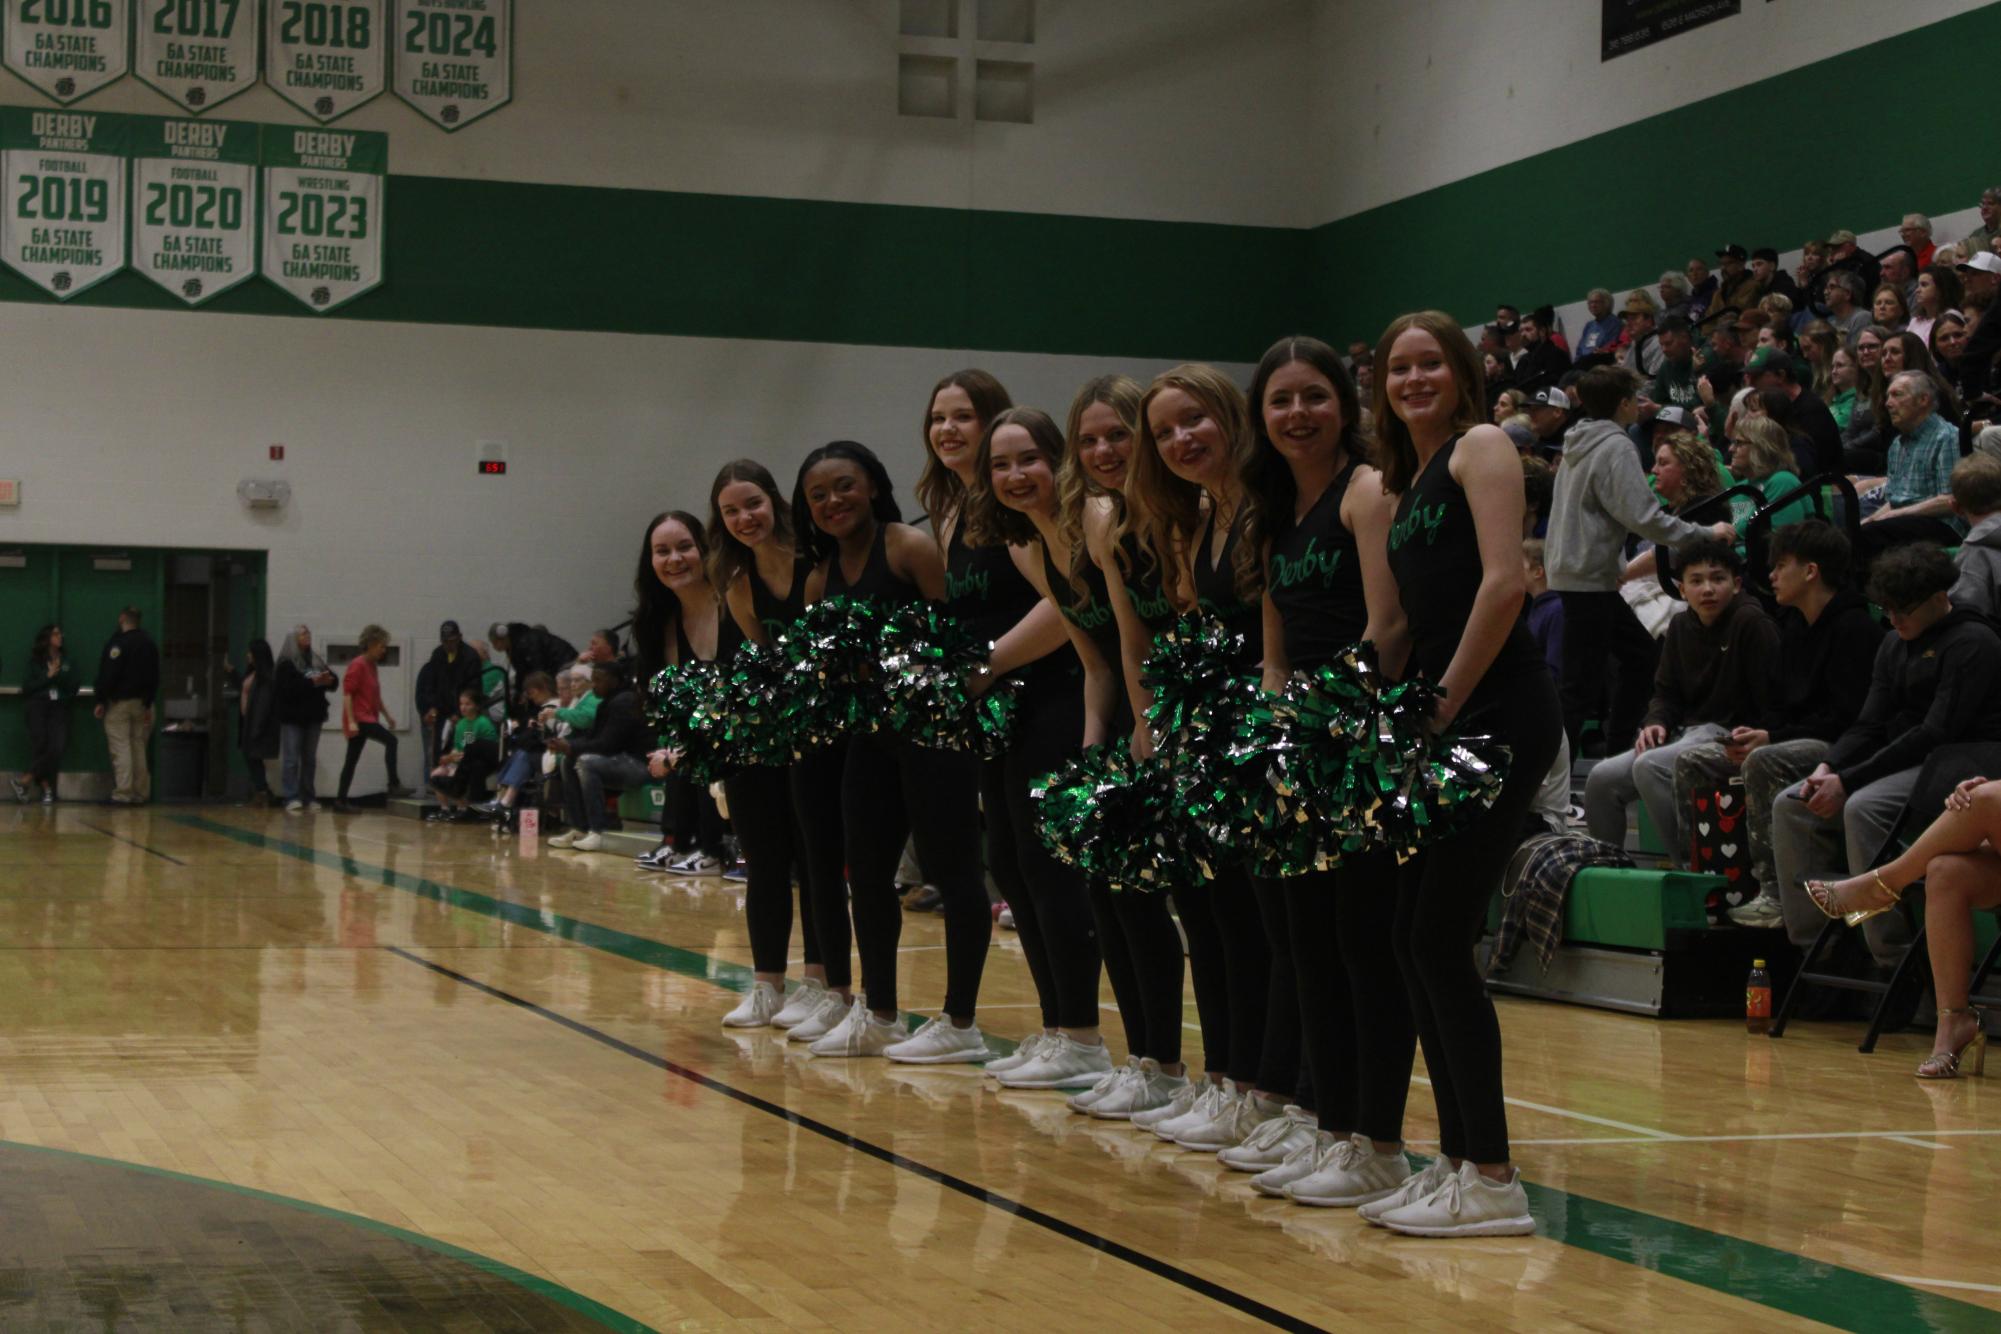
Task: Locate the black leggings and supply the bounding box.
[1333,849,1415,1144]
[26,699,67,785]
[665,773,726,854]
[1173,882,1230,1075]
[438,739,498,799]
[1393,674,1563,1164]
[791,742,852,991]
[1093,881,1184,1064]
[988,685,1102,1030]
[725,764,820,975]
[1247,876,1300,1101]
[1281,869,1358,1132]
[337,721,399,799]
[843,731,988,1018]
[1206,863,1275,1091]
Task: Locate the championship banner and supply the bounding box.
[259,122,382,311]
[390,0,508,131]
[265,0,385,122]
[3,0,130,104]
[135,0,261,112]
[0,105,127,298]
[1601,0,1740,60]
[130,113,257,304]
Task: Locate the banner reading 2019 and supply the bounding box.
[259,121,381,311]
[0,105,127,298]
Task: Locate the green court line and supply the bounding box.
[173,814,2001,1333]
[1,1139,657,1334]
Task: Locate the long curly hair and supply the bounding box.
[630,509,709,682]
[1127,363,1260,608]
[792,441,904,564]
[964,406,1064,550]
[915,369,1013,527]
[1055,374,1145,600]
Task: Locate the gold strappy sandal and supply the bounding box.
[1805,870,1900,927]
[1918,1008,1988,1080]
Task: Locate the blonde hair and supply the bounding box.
[1128,364,1259,608]
[1057,374,1145,599]
[1732,416,1795,482]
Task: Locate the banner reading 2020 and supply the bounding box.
[0,106,127,298]
[390,0,508,131]
[265,0,385,122]
[135,0,262,112]
[259,122,382,311]
[3,0,130,104]
[131,114,257,304]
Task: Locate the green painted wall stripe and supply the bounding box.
[2,1139,658,1334]
[1310,3,2001,339]
[173,813,2001,1331]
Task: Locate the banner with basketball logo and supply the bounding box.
[258,121,382,311]
[130,113,257,305]
[0,106,128,299]
[390,0,508,131]
[265,0,385,122]
[135,0,261,112]
[3,0,130,104]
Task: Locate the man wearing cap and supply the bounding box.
[1750,349,1843,479]
[1962,188,2000,260]
[1525,385,1570,454]
[1576,288,1622,359]
[416,620,482,782]
[1705,246,1759,333]
[1620,290,1664,376]
[1810,229,1880,317]
[1956,251,2001,411]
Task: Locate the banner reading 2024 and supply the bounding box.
[131,113,257,304]
[0,106,127,298]
[259,122,381,311]
[391,0,508,131]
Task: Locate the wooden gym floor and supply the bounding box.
[1,804,1997,1331]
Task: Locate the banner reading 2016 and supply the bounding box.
[131,113,256,304]
[0,106,127,298]
[3,0,130,104]
[391,0,508,131]
[136,0,262,112]
[265,0,384,122]
[259,122,382,311]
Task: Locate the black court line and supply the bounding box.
[77,822,188,865]
[385,945,1327,1334]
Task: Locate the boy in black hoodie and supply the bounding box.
[1771,543,2001,961]
[1670,522,1885,929]
[1584,538,1780,863]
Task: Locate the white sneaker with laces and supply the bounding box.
[723,981,782,1028]
[1153,1079,1233,1143]
[986,1032,1055,1077]
[1068,1058,1137,1113]
[770,978,826,1030]
[785,989,851,1043]
[997,1034,1115,1089]
[670,850,724,876]
[1176,1087,1279,1153]
[284,800,304,814]
[1286,1133,1414,1208]
[1375,1160,1535,1237]
[884,1016,992,1065]
[1253,1130,1336,1198]
[1089,1059,1189,1121]
[1218,1105,1316,1171]
[1727,893,1786,929]
[808,1000,900,1057]
[1130,1076,1204,1131]
[547,831,579,849]
[1357,1157,1456,1226]
[570,832,606,852]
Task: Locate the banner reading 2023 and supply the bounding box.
[259,122,381,311]
[132,113,256,304]
[0,105,127,298]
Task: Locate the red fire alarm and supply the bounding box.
[270,445,285,461]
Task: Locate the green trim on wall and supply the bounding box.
[1308,3,2001,340]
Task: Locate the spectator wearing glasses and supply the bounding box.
[1620,290,1665,377]
[1962,188,2000,260]
[1575,288,1623,360]
[1900,214,1937,270]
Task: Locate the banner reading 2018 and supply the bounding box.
[259,122,381,311]
[391,0,508,131]
[4,0,130,104]
[131,113,257,304]
[265,0,384,122]
[0,105,127,298]
[135,0,262,112]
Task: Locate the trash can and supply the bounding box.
[156,728,209,802]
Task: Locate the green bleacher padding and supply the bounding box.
[1565,868,1722,950]
[617,783,667,823]
[1635,803,1669,858]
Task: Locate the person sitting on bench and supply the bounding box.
[548,660,649,853]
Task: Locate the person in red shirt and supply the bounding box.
[335,624,409,811]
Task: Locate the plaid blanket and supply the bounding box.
[1489,833,1634,974]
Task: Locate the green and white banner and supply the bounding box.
[390,0,507,131]
[264,0,384,122]
[131,113,255,303]
[4,0,129,104]
[259,122,381,311]
[0,106,128,297]
[135,0,261,112]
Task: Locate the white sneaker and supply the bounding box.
[1253,1130,1336,1198]
[306,801,324,812]
[1217,1105,1317,1171]
[1089,1059,1190,1121]
[808,1000,900,1057]
[1176,1087,1280,1153]
[1130,1076,1204,1131]
[997,1034,1115,1089]
[1286,1133,1415,1208]
[770,978,826,1030]
[997,905,1015,930]
[1375,1160,1535,1237]
[883,1016,992,1065]
[785,989,851,1043]
[1153,1079,1233,1142]
[570,832,605,852]
[1727,893,1786,929]
[284,800,304,814]
[669,850,724,876]
[1068,1058,1137,1113]
[1358,1157,1456,1226]
[547,831,579,849]
[986,1032,1055,1077]
[723,981,783,1028]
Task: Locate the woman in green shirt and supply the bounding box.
[14,624,75,803]
[1729,417,1814,537]
[427,687,501,821]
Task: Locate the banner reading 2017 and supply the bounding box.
[135,0,262,112]
[391,0,508,131]
[265,0,384,122]
[259,122,382,311]
[3,0,130,104]
[0,105,127,298]
[131,113,257,304]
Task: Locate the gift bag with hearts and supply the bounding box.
[1689,777,1756,922]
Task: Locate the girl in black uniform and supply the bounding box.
[1363,311,1562,1238]
[708,461,832,1032]
[1121,364,1290,1153]
[789,441,992,1060]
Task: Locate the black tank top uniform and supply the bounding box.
[1386,435,1540,712]
[1192,505,1263,670]
[674,606,743,666]
[1269,461,1367,671]
[1118,533,1179,636]
[1040,541,1119,672]
[824,523,920,608]
[748,556,810,642]
[946,517,1078,689]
